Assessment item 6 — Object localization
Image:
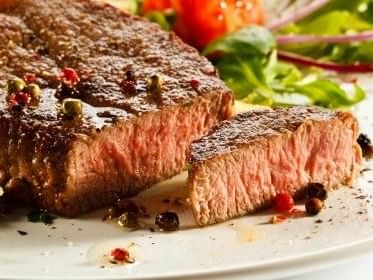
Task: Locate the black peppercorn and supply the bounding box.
[357,133,373,159]
[305,198,324,216]
[306,183,327,201]
[155,211,179,231]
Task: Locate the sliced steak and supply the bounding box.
[0,0,233,216]
[188,107,363,226]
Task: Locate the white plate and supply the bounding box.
[1,77,373,280]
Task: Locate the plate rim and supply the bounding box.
[2,236,373,280]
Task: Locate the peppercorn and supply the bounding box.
[274,193,294,212]
[14,92,31,105]
[306,183,327,201]
[6,78,26,95]
[357,134,373,159]
[155,211,179,231]
[7,96,23,112]
[190,79,200,90]
[25,84,41,100]
[148,75,163,93]
[23,73,36,84]
[125,70,136,82]
[61,98,83,117]
[60,68,80,86]
[305,198,324,216]
[110,248,134,263]
[117,212,138,229]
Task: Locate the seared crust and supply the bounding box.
[0,0,233,214]
[189,107,342,163]
[0,1,231,133]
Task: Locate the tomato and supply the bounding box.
[141,0,173,14]
[142,0,265,49]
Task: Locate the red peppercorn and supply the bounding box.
[23,73,36,84]
[121,80,137,95]
[111,248,130,262]
[14,92,31,105]
[274,193,294,212]
[7,97,22,112]
[60,68,80,86]
[190,79,200,89]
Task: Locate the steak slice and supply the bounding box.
[187,107,363,226]
[0,0,233,216]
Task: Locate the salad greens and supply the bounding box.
[110,0,370,108]
[203,26,365,108]
[278,0,373,64]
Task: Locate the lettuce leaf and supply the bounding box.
[204,26,366,108]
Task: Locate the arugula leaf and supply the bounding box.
[292,77,366,108]
[204,26,366,108]
[203,25,276,58]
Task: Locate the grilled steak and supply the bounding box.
[188,107,362,226]
[0,0,233,216]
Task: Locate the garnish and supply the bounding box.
[121,70,137,95]
[155,211,179,232]
[189,79,200,90]
[117,212,138,229]
[357,133,373,159]
[148,74,163,94]
[141,0,265,49]
[306,183,327,201]
[60,68,80,87]
[23,73,37,84]
[24,84,41,100]
[274,0,373,66]
[27,209,56,225]
[5,78,42,112]
[110,248,134,264]
[61,98,83,118]
[305,198,324,216]
[274,193,294,212]
[6,78,26,95]
[203,25,366,108]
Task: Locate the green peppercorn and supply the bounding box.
[6,78,26,95]
[25,84,41,100]
[305,198,324,216]
[117,212,138,229]
[149,75,163,93]
[61,98,83,117]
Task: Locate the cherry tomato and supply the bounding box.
[274,193,294,212]
[142,0,265,49]
[142,0,173,14]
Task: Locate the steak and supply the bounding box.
[0,0,233,216]
[187,107,363,226]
